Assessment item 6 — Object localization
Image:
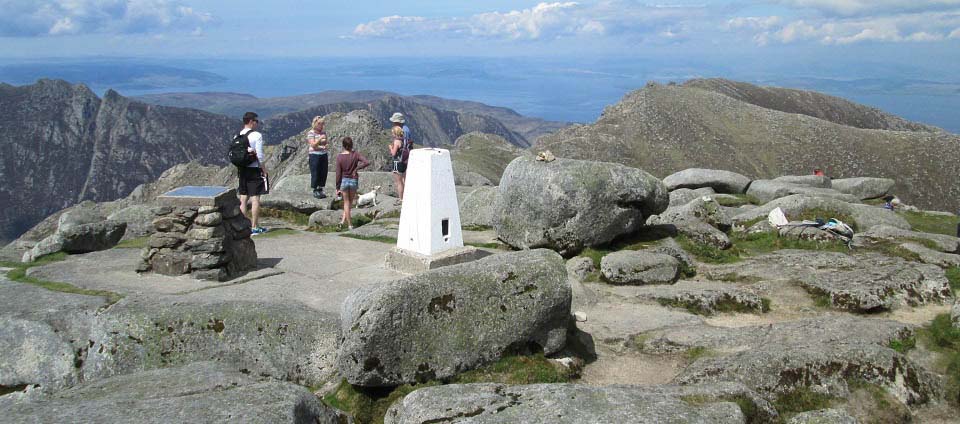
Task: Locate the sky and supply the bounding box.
[0,0,958,66]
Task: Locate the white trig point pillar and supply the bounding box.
[385,148,485,273]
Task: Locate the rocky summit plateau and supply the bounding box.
[2,78,960,423]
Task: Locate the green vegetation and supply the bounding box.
[340,234,397,244]
[888,335,917,354]
[260,208,310,226]
[917,314,960,406]
[579,247,612,268]
[760,297,772,313]
[322,354,575,424]
[900,211,960,237]
[676,236,742,264]
[682,346,715,362]
[946,266,960,296]
[462,224,493,232]
[847,379,912,424]
[115,236,149,249]
[772,387,836,416]
[731,231,848,256]
[657,297,763,316]
[252,228,299,239]
[2,253,122,306]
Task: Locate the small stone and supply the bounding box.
[198,206,218,214]
[194,213,222,227]
[186,226,225,240]
[148,233,185,249]
[222,205,242,219]
[186,238,226,254]
[190,253,229,270]
[192,268,229,281]
[176,208,198,221]
[150,253,191,275]
[140,248,158,261]
[152,217,187,233]
[151,206,173,216]
[228,216,252,233]
[574,311,588,322]
[601,251,680,285]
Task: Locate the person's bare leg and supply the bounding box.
[343,192,353,227]
[398,175,405,201]
[250,196,260,228]
[392,173,402,199]
[239,194,249,218]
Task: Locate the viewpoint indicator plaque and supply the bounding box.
[159,186,234,207]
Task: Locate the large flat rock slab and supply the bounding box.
[852,224,960,253]
[385,382,777,424]
[639,316,940,405]
[338,249,570,387]
[707,250,953,313]
[732,194,909,231]
[4,361,347,424]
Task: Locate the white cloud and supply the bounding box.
[949,27,960,38]
[350,1,706,41]
[726,16,782,31]
[776,0,960,17]
[0,0,215,37]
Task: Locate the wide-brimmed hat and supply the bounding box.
[389,112,406,124]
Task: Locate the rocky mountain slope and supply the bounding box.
[135,90,568,146]
[0,80,235,243]
[536,80,960,212]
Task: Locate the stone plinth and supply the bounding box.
[137,187,257,281]
[384,246,488,274]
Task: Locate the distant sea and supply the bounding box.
[1,57,958,133]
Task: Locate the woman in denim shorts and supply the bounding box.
[335,137,370,230]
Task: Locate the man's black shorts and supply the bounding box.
[238,167,268,196]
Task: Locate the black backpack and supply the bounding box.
[229,130,256,167]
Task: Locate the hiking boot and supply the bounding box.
[318,189,327,199]
[312,189,321,199]
[251,227,267,235]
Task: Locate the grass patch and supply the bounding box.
[730,231,849,256]
[682,346,715,362]
[462,224,493,232]
[946,266,960,295]
[772,387,836,415]
[760,297,772,313]
[847,379,912,424]
[900,211,960,237]
[252,228,299,238]
[115,236,149,249]
[917,314,960,407]
[583,271,602,283]
[888,335,917,354]
[453,354,575,385]
[3,253,122,307]
[260,208,311,226]
[676,235,742,264]
[377,210,401,220]
[465,242,510,250]
[340,234,397,244]
[322,354,574,423]
[709,272,761,283]
[579,248,612,268]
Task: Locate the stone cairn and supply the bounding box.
[137,187,257,281]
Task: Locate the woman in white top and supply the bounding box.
[306,116,329,198]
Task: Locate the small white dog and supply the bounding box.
[357,185,381,208]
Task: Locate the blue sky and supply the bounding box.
[1,0,959,65]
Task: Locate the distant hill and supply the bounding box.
[0,79,235,242]
[134,90,568,145]
[536,79,960,212]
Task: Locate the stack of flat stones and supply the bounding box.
[136,187,257,281]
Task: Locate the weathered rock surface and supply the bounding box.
[709,250,953,312]
[565,256,595,281]
[669,187,716,207]
[787,409,858,424]
[778,225,845,243]
[732,195,910,231]
[0,276,107,396]
[648,238,696,276]
[953,299,959,328]
[773,175,832,188]
[308,210,343,227]
[23,220,127,262]
[494,156,668,256]
[646,197,732,249]
[4,362,349,424]
[663,169,751,194]
[852,225,960,253]
[832,177,896,200]
[106,204,157,239]
[385,382,777,424]
[899,242,960,268]
[746,180,858,205]
[641,316,939,405]
[600,251,679,285]
[337,249,570,386]
[458,186,500,228]
[624,281,765,315]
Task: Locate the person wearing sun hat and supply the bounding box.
[388,112,413,205]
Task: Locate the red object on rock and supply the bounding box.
[813,169,825,176]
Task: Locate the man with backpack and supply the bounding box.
[230,112,269,235]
